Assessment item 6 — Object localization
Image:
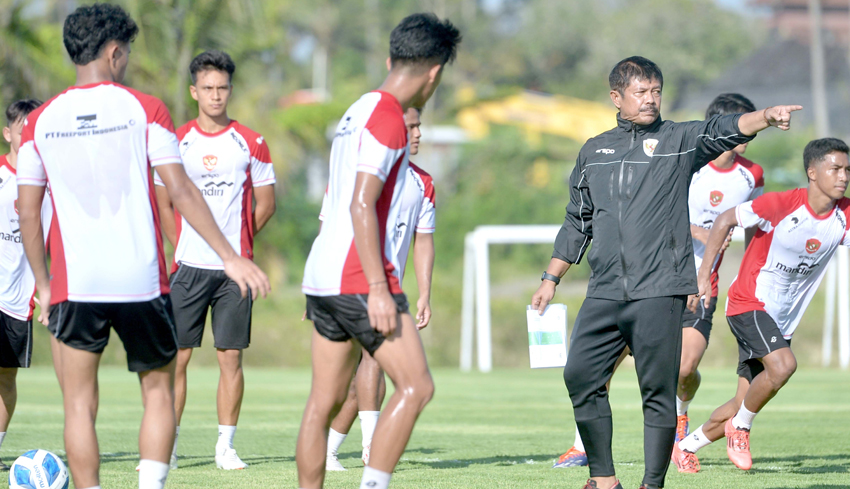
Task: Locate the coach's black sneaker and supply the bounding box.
[639,484,661,489]
[0,457,9,471]
[581,480,623,489]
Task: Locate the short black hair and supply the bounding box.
[803,137,850,174]
[5,99,43,126]
[63,3,138,65]
[706,93,756,118]
[390,13,461,67]
[609,56,663,94]
[190,50,236,84]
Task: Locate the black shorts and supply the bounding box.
[727,310,791,382]
[681,295,717,342]
[169,265,252,350]
[0,311,32,368]
[305,293,409,356]
[48,296,177,373]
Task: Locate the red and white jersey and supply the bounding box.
[0,155,51,319]
[727,188,850,338]
[154,120,274,271]
[16,81,180,304]
[303,91,409,296]
[689,155,764,296]
[319,161,435,285]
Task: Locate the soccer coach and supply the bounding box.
[532,56,800,489]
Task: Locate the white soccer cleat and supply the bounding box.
[170,452,178,471]
[215,447,248,470]
[325,453,346,471]
[361,444,370,466]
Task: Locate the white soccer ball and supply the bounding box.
[8,449,69,489]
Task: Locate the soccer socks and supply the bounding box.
[573,425,585,452]
[138,459,169,489]
[79,486,101,489]
[359,411,380,448]
[676,396,691,417]
[216,425,237,454]
[678,425,712,453]
[328,428,347,456]
[360,466,391,489]
[732,402,758,430]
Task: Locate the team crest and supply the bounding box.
[806,238,821,254]
[643,139,659,157]
[709,190,724,207]
[203,155,218,171]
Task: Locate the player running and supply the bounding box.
[0,99,49,470]
[298,13,459,489]
[16,5,269,489]
[325,107,436,472]
[552,93,765,470]
[153,50,276,471]
[673,137,850,473]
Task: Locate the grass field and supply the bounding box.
[3,366,849,488]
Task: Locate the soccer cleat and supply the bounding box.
[325,453,346,471]
[724,418,752,470]
[361,444,370,466]
[553,446,588,468]
[580,480,622,489]
[674,414,689,443]
[215,447,248,470]
[671,442,700,473]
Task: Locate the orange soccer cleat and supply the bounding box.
[671,441,700,473]
[553,446,588,468]
[724,418,753,470]
[674,414,689,443]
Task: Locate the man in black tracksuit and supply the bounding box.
[531,57,801,489]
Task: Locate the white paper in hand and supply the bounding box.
[526,303,568,369]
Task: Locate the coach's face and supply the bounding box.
[809,151,850,200]
[611,77,662,126]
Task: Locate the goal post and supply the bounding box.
[459,225,850,372]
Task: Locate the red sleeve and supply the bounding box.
[410,162,436,207]
[749,189,802,227]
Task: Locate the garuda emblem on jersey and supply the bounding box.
[709,190,724,207]
[643,139,659,157]
[203,155,218,171]
[806,238,821,254]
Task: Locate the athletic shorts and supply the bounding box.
[0,311,32,368]
[305,293,409,356]
[727,310,791,382]
[681,295,717,342]
[169,265,252,350]
[48,296,177,373]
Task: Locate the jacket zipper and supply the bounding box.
[617,126,637,300]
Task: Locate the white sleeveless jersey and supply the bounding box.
[689,155,763,296]
[319,161,435,285]
[728,188,850,338]
[154,120,275,271]
[0,155,51,319]
[16,81,180,304]
[303,91,409,296]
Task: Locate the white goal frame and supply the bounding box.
[459,225,850,372]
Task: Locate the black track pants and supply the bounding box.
[563,296,684,488]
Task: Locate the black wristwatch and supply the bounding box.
[541,271,560,285]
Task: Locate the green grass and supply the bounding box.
[4,366,849,488]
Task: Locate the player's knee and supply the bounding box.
[770,356,797,386]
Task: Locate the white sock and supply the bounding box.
[80,486,101,489]
[216,425,236,454]
[732,402,757,430]
[171,426,179,459]
[360,466,391,489]
[676,396,691,417]
[327,428,347,456]
[359,411,380,448]
[678,426,712,453]
[138,459,169,489]
[573,425,585,452]
[0,432,6,450]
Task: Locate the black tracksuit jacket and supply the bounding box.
[552,113,755,301]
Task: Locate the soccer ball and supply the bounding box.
[8,449,69,489]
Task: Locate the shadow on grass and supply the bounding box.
[99,452,294,468]
[750,454,850,475]
[399,453,557,469]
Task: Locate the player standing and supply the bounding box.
[673,138,850,473]
[16,5,269,489]
[154,50,276,471]
[298,13,459,489]
[325,107,436,472]
[0,99,48,470]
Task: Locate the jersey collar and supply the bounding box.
[0,154,13,174]
[190,119,237,137]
